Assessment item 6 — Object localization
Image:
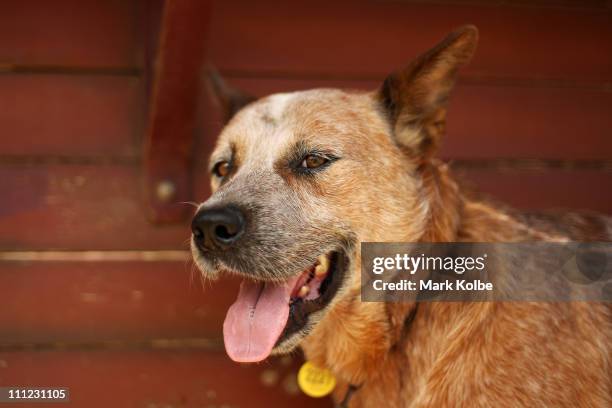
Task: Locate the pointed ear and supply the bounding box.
[205,66,257,123]
[377,25,478,161]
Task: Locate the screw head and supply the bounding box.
[155,180,176,203]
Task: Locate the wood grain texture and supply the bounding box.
[0,261,232,343]
[0,164,191,250]
[143,0,212,222]
[0,0,142,69]
[0,75,143,157]
[208,0,612,82]
[0,351,330,407]
[454,167,612,211]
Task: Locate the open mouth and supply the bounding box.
[222,250,346,363]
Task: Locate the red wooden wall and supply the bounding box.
[0,1,611,407]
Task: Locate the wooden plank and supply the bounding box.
[0,75,143,157]
[208,0,612,83]
[0,261,234,343]
[0,164,194,250]
[0,164,609,250]
[459,0,611,8]
[1,76,611,159]
[0,351,329,407]
[0,0,142,69]
[455,168,612,212]
[443,84,612,159]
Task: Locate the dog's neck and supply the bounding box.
[419,160,464,242]
[301,160,464,389]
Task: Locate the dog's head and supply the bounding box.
[191,26,478,362]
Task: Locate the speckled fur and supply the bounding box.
[195,26,611,407]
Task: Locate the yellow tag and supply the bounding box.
[297,361,336,398]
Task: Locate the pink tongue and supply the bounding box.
[223,276,299,362]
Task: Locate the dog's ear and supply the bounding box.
[377,25,478,161]
[206,67,257,123]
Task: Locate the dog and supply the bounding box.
[191,26,611,407]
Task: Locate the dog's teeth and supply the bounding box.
[315,254,329,278]
[298,285,310,298]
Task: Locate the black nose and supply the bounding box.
[191,206,246,251]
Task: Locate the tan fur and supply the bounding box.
[302,164,611,406]
[196,26,611,407]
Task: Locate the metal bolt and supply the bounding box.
[156,180,176,203]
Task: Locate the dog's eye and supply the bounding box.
[301,155,328,169]
[213,161,231,178]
